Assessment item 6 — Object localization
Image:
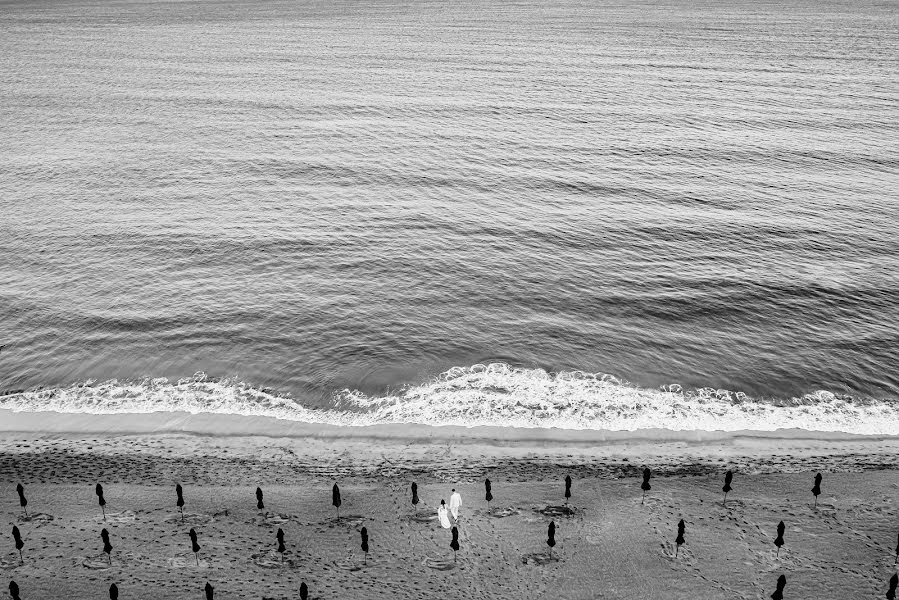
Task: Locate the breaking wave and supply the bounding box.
[1,364,897,436]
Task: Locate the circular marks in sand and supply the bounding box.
[332,558,364,572]
[0,556,24,570]
[423,556,458,571]
[166,553,210,569]
[17,513,54,527]
[537,505,576,518]
[487,506,520,518]
[406,513,438,524]
[165,512,213,525]
[251,550,299,569]
[248,512,295,527]
[328,515,366,528]
[103,510,137,523]
[520,552,559,566]
[659,541,693,563]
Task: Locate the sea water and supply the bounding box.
[1,0,897,434]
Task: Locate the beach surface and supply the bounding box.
[2,414,898,599]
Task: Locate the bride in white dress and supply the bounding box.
[437,499,452,529]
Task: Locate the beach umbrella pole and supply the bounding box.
[641,490,646,505]
[195,552,199,566]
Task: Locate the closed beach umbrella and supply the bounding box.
[450,526,460,561]
[255,487,264,510]
[9,581,20,600]
[812,473,822,509]
[564,476,572,504]
[109,584,118,600]
[547,521,556,556]
[189,528,201,566]
[101,528,113,565]
[887,573,898,600]
[360,527,369,564]
[15,484,27,517]
[204,582,213,600]
[411,482,419,512]
[96,484,107,520]
[770,574,786,600]
[722,471,733,506]
[675,519,685,557]
[774,521,785,556]
[485,479,493,505]
[332,483,341,520]
[300,582,308,600]
[276,528,285,561]
[176,484,185,521]
[641,468,651,504]
[11,527,23,563]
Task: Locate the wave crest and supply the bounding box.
[1,364,896,435]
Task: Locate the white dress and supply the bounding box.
[449,492,462,519]
[437,505,451,529]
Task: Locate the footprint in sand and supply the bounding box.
[165,513,213,525]
[251,549,300,569]
[423,556,458,571]
[17,513,54,527]
[520,552,559,566]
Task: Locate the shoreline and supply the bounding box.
[2,409,896,444]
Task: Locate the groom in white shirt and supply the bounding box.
[449,488,462,520]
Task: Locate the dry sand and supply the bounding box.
[2,429,898,599]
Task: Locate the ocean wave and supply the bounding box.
[0,364,897,435]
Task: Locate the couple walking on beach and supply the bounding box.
[437,489,462,529]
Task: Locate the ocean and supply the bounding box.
[1,0,897,434]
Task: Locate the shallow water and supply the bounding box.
[1,0,897,431]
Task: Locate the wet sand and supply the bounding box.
[2,428,898,599]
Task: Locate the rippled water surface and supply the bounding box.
[1,0,897,428]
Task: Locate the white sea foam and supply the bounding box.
[0,364,896,435]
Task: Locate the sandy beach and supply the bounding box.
[2,416,898,599]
